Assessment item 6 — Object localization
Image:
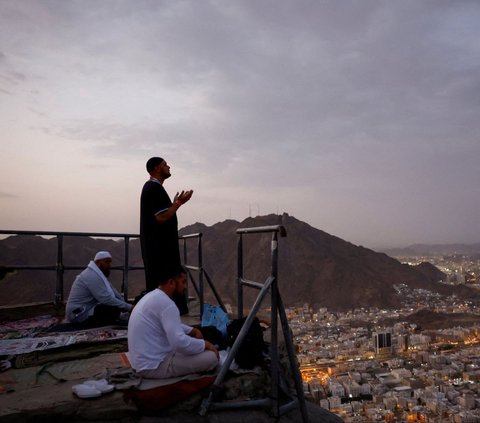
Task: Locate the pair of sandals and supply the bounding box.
[72,379,114,398]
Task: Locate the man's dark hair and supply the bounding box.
[146,157,164,174]
[158,265,187,285]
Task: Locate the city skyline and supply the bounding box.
[1,1,480,249]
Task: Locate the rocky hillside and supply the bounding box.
[1,214,479,310]
[180,214,479,311]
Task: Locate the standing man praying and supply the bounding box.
[140,157,193,314]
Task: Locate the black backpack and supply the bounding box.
[199,325,228,350]
[227,317,266,369]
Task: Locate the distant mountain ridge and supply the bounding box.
[382,243,480,257]
[1,214,479,310]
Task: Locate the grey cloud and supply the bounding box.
[41,3,480,150]
[0,191,18,199]
[27,107,46,117]
[0,50,29,92]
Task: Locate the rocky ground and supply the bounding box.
[0,303,342,423]
[0,351,342,423]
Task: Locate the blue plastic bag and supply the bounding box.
[201,304,230,337]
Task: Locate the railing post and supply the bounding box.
[198,233,204,320]
[270,230,279,417]
[123,236,130,301]
[237,233,244,319]
[182,237,187,298]
[55,234,64,305]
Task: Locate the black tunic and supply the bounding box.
[140,180,181,291]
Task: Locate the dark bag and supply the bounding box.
[199,325,228,350]
[227,317,266,369]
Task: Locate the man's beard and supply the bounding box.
[102,268,110,278]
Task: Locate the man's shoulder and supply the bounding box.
[146,289,171,303]
[77,265,101,282]
[137,288,161,305]
[142,180,165,192]
[137,289,176,311]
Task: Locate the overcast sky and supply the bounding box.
[1,0,479,249]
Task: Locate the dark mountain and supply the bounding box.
[1,214,479,310]
[179,214,480,311]
[412,262,446,284]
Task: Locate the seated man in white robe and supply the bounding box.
[128,268,219,379]
[66,251,132,326]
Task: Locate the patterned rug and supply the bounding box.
[0,315,61,340]
[0,315,128,369]
[0,335,77,356]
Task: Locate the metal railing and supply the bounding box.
[200,224,309,423]
[179,232,227,320]
[0,230,142,305]
[0,230,225,312]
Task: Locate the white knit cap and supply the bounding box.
[94,251,112,261]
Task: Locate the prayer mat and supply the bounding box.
[0,326,128,369]
[0,327,127,356]
[13,341,127,369]
[0,315,60,333]
[0,315,61,340]
[0,335,76,356]
[0,352,128,397]
[45,320,128,333]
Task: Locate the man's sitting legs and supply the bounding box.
[138,350,218,379]
[85,304,122,326]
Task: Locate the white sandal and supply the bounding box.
[84,379,114,394]
[72,383,102,398]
